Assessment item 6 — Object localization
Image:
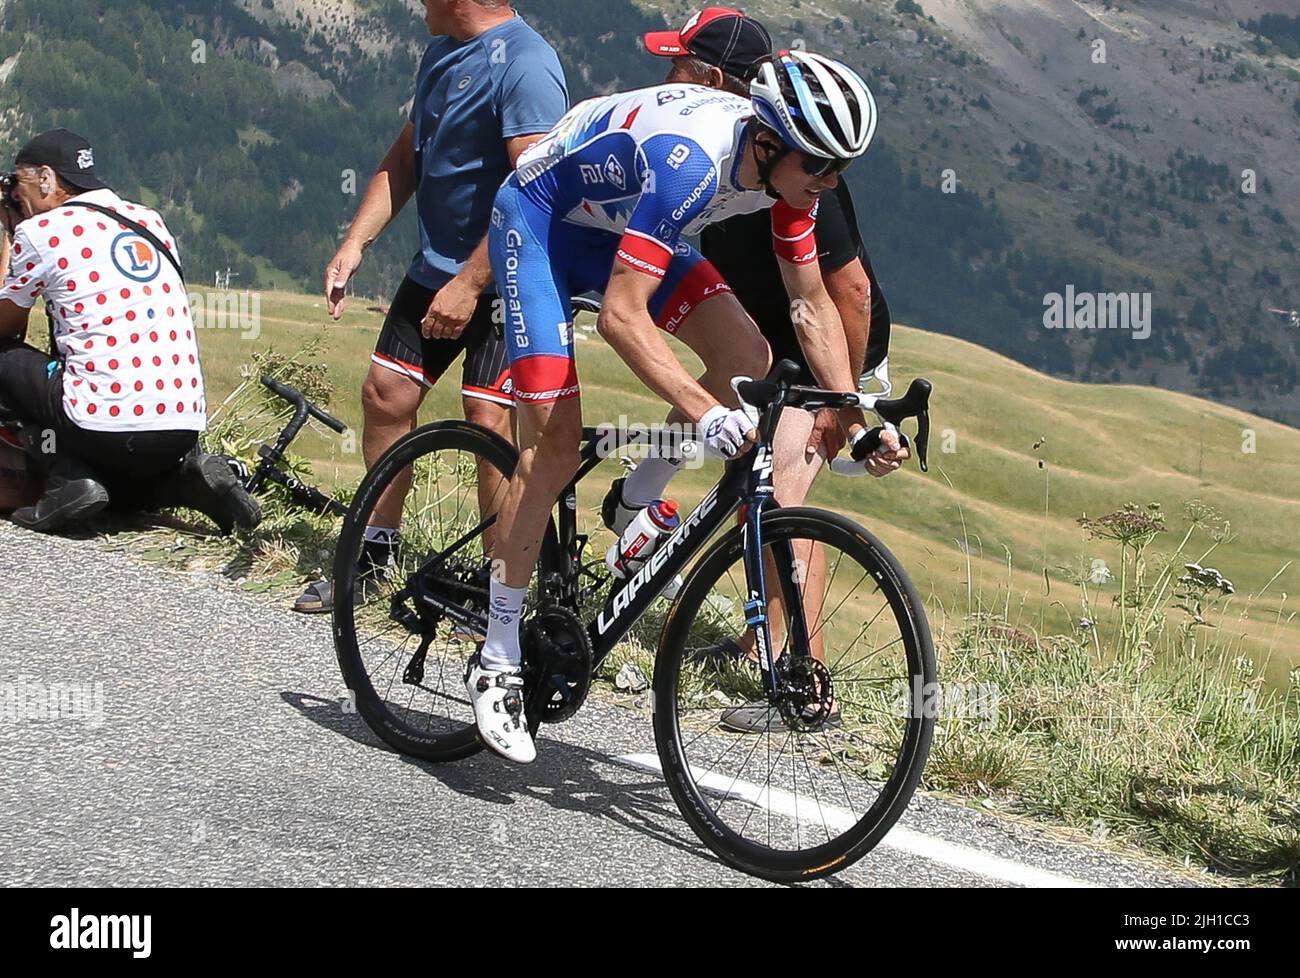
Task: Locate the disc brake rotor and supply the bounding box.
[775,655,835,732]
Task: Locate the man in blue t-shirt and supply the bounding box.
[295,0,567,613]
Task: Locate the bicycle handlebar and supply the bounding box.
[734,360,932,475]
[261,375,347,434]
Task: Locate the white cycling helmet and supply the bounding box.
[751,50,878,160]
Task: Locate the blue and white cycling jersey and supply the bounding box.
[511,84,819,275]
[488,83,820,403]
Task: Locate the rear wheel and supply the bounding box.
[653,507,935,881]
[332,420,555,761]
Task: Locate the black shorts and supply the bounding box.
[0,339,197,485]
[371,276,513,407]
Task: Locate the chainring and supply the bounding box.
[522,605,594,725]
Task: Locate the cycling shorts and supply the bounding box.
[371,276,513,407]
[488,177,732,405]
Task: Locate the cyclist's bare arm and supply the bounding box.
[599,260,719,423]
[777,254,866,437]
[325,122,417,318]
[823,257,871,378]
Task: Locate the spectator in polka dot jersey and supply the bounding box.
[0,129,261,533]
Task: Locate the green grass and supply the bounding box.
[191,288,1300,689]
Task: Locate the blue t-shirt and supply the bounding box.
[408,15,567,291]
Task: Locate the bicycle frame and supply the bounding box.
[409,367,914,698]
[564,407,809,697]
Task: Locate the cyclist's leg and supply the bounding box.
[484,190,583,608]
[621,245,770,507]
[458,296,516,554]
[654,244,771,410]
[364,276,436,529]
[469,179,584,761]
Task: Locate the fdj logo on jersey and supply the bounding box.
[111,232,162,283]
[603,154,626,190]
[666,144,691,170]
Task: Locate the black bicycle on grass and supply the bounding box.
[331,359,937,882]
[235,375,348,518]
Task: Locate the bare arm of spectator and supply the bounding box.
[422,132,549,340]
[824,257,871,379]
[324,121,418,320]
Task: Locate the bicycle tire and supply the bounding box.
[332,420,557,762]
[652,507,935,882]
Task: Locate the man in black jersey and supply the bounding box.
[640,10,909,732]
[641,8,902,483]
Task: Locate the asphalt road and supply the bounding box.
[0,522,1208,888]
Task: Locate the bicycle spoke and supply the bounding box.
[667,515,931,871]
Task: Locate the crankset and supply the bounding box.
[774,655,835,732]
[521,605,593,725]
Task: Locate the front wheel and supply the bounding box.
[653,507,935,882]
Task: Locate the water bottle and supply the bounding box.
[605,499,680,578]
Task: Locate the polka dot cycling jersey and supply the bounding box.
[510,84,820,281]
[2,189,206,432]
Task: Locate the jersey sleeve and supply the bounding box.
[770,198,819,265]
[498,46,569,139]
[616,134,718,279]
[810,184,863,272]
[2,224,50,310]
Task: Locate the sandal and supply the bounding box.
[292,578,333,614]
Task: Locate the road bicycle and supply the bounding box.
[331,358,937,881]
[234,375,348,518]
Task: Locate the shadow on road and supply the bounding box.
[278,689,809,884]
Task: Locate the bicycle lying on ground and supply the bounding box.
[229,375,348,518]
[331,359,936,882]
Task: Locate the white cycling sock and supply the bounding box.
[622,454,683,508]
[480,580,526,671]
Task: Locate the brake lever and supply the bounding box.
[729,376,761,427]
[914,408,930,473]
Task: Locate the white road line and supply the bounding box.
[614,752,1097,888]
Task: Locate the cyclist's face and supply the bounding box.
[770,149,839,207]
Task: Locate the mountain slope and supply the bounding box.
[1,0,1297,421]
[191,287,1300,686]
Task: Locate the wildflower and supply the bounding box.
[1178,563,1235,595]
[1078,502,1167,545]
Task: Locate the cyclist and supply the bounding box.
[295,0,567,612]
[471,50,883,761]
[642,9,909,732]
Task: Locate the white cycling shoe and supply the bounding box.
[466,661,536,764]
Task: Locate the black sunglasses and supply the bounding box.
[799,153,851,178]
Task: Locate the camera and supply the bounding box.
[1,172,18,210]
